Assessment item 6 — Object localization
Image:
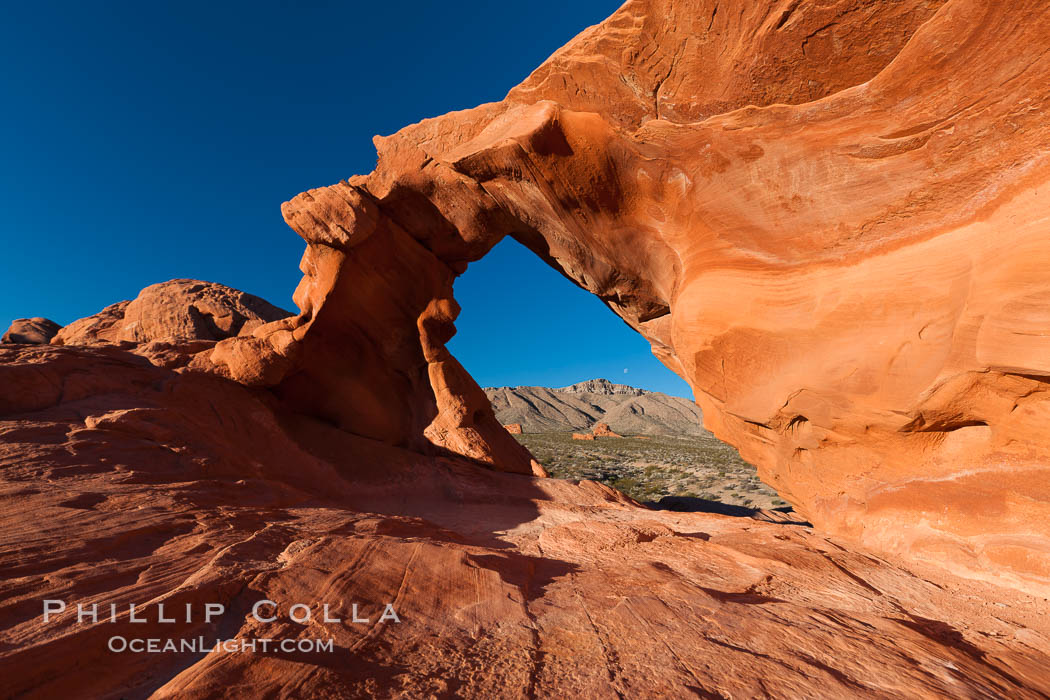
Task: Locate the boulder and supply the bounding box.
[592,422,622,438]
[52,279,292,347]
[1,317,59,344]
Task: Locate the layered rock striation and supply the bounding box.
[53,279,292,348]
[2,343,1049,697]
[3,0,1050,695]
[203,0,1050,592]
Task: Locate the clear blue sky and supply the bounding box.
[1,1,693,398]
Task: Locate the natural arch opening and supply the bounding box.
[449,236,784,512]
[201,0,1050,592]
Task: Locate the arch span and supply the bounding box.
[209,0,1050,593]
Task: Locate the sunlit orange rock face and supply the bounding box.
[591,422,622,438]
[3,343,1047,697]
[212,0,1050,593]
[4,1,1050,696]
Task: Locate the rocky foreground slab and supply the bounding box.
[3,0,1050,695]
[0,343,1048,697]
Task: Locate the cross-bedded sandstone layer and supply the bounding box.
[1,343,1049,697]
[208,0,1050,593]
[3,0,1050,696]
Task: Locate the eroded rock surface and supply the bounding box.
[3,0,1050,696]
[591,422,622,438]
[205,0,1050,593]
[1,318,59,345]
[49,279,293,371]
[1,344,1048,697]
[53,279,291,347]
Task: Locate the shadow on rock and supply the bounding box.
[646,495,812,526]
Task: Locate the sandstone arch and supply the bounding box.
[209,0,1050,592]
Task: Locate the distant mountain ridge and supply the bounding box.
[557,379,647,396]
[484,378,706,436]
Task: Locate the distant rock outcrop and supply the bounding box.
[485,379,704,436]
[53,279,292,347]
[1,317,59,345]
[503,423,523,434]
[560,378,646,396]
[570,422,624,439]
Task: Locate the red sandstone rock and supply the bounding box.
[572,432,596,441]
[204,0,1050,592]
[3,0,1050,696]
[50,300,130,345]
[50,279,293,371]
[53,279,291,347]
[1,344,1048,696]
[591,422,622,438]
[503,423,523,434]
[1,317,59,344]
